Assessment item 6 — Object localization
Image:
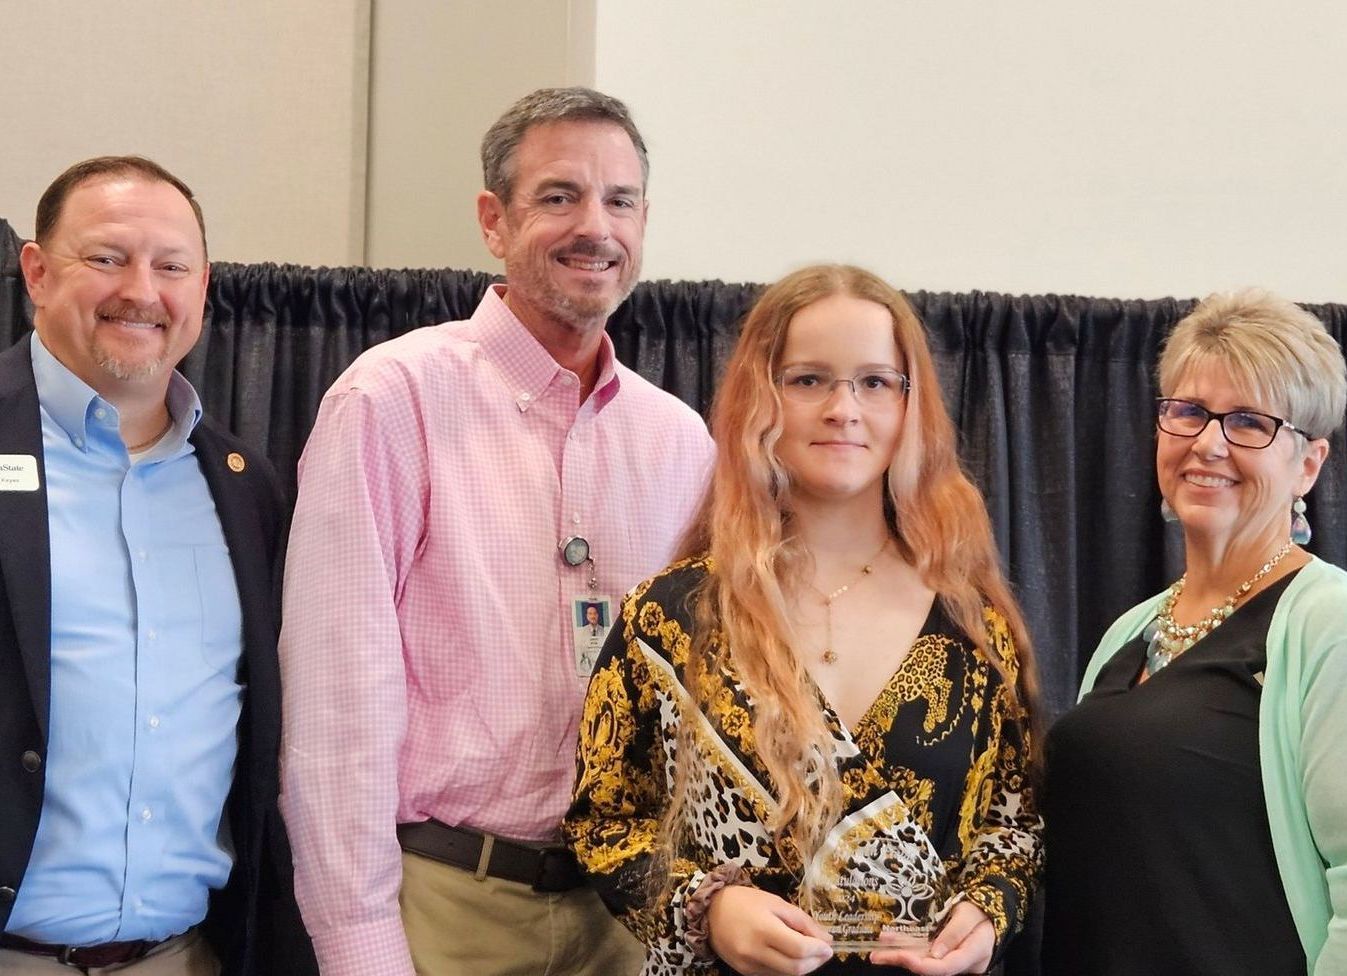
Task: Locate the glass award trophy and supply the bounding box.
[812,893,934,955]
[806,798,944,956]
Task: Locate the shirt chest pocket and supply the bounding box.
[152,545,244,678]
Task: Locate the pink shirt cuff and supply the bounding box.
[310,916,416,976]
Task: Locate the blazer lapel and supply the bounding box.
[190,425,277,716]
[190,424,284,845]
[191,429,271,635]
[0,335,53,738]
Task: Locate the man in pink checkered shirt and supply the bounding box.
[278,88,714,976]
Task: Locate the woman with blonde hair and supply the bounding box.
[1043,289,1347,975]
[565,265,1043,975]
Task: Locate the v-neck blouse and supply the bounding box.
[811,593,939,736]
[564,556,1042,976]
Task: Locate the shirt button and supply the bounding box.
[141,807,153,822]
[148,716,160,729]
[73,437,84,449]
[21,751,42,772]
[146,629,157,641]
[94,407,107,420]
[572,514,581,525]
[137,549,148,561]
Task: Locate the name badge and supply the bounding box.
[0,455,39,492]
[573,594,614,677]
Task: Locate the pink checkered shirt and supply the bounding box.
[279,286,714,976]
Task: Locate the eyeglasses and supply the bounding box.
[778,367,911,405]
[1155,397,1309,449]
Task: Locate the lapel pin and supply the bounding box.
[227,452,246,473]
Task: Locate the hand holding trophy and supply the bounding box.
[870,902,995,974]
[805,802,941,957]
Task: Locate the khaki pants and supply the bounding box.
[0,929,219,976]
[401,850,647,976]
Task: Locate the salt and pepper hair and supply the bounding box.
[1159,288,1347,442]
[480,87,649,203]
[34,155,208,261]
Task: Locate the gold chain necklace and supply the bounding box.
[1144,540,1293,676]
[126,415,174,453]
[807,539,891,665]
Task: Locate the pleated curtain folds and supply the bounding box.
[4,217,1345,719]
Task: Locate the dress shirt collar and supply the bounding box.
[30,331,203,456]
[473,284,621,413]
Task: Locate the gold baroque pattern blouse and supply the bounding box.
[564,557,1042,976]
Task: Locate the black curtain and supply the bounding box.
[6,216,1347,719]
[917,290,1347,715]
[0,219,28,351]
[8,214,1347,973]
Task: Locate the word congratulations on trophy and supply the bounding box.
[806,796,945,955]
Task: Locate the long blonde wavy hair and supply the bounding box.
[665,264,1040,882]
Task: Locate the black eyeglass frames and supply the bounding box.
[1155,397,1309,449]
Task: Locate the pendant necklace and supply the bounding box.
[1143,539,1293,675]
[809,539,891,665]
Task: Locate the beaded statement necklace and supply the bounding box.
[1143,540,1293,676]
[808,540,891,665]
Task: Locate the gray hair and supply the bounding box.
[480,87,648,203]
[1158,288,1347,441]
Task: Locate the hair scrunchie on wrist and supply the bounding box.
[684,862,753,960]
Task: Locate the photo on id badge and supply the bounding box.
[572,596,613,676]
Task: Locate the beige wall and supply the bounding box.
[593,0,1347,302]
[0,1,371,266]
[363,0,595,270]
[4,1,1343,302]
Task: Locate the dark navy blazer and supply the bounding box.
[0,334,316,975]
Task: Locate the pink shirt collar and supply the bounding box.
[471,284,620,412]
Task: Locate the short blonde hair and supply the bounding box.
[1159,288,1347,440]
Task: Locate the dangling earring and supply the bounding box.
[1160,498,1178,523]
[1291,496,1312,545]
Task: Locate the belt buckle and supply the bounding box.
[533,840,581,893]
[54,940,151,968]
[532,847,561,892]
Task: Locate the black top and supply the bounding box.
[1041,571,1304,976]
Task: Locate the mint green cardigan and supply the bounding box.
[1079,557,1347,974]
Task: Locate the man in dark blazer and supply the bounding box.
[0,156,315,975]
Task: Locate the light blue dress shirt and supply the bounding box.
[6,336,243,944]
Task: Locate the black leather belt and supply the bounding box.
[397,819,585,892]
[0,931,168,968]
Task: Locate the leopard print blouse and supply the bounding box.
[564,556,1042,975]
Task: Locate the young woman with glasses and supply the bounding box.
[565,264,1043,976]
[1043,289,1347,975]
